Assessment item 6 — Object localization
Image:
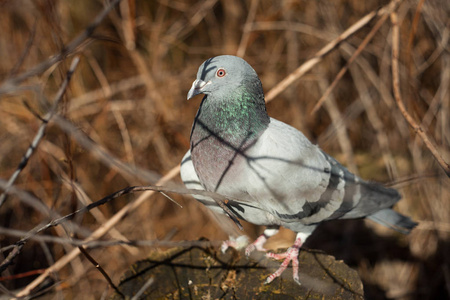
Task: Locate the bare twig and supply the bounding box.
[131,277,154,300]
[120,0,136,50]
[0,178,55,218]
[0,227,217,250]
[244,21,334,41]
[0,244,24,276]
[0,0,121,95]
[311,0,406,114]
[14,164,241,298]
[162,0,219,47]
[310,2,398,115]
[406,0,426,76]
[53,115,162,184]
[38,140,139,256]
[0,180,92,238]
[0,180,239,286]
[346,60,398,179]
[265,0,403,104]
[111,108,135,165]
[318,77,358,174]
[0,180,92,274]
[0,181,236,254]
[4,184,242,244]
[236,0,260,58]
[0,282,16,298]
[416,26,449,75]
[8,19,37,77]
[69,75,144,113]
[416,221,450,232]
[78,246,124,298]
[0,269,46,282]
[0,56,80,209]
[390,12,450,177]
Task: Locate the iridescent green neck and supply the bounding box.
[189,80,270,192]
[191,82,270,150]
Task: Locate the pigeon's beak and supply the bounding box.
[187,79,210,100]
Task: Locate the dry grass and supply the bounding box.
[0,0,448,299]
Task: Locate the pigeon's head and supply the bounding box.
[187,55,261,100]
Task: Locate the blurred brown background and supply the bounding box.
[0,0,448,299]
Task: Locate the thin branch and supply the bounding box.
[120,0,136,51]
[310,9,393,115]
[390,12,450,177]
[12,165,174,298]
[405,0,426,77]
[8,19,37,77]
[0,0,122,95]
[78,246,124,298]
[244,21,334,41]
[416,221,450,232]
[318,77,358,174]
[13,164,244,298]
[236,0,260,58]
[69,75,144,112]
[0,283,16,298]
[53,115,162,184]
[0,180,242,273]
[346,57,399,179]
[0,56,80,208]
[0,269,46,283]
[0,227,217,250]
[0,178,245,274]
[131,277,154,300]
[162,0,219,47]
[0,244,24,276]
[0,181,92,239]
[111,108,135,165]
[265,0,403,104]
[416,25,449,75]
[0,180,92,274]
[39,141,139,256]
[2,184,242,247]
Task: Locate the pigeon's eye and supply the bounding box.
[216,68,226,77]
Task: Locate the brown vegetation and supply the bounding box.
[0,0,448,299]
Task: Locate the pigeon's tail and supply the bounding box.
[367,208,418,234]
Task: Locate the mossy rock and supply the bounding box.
[112,244,363,299]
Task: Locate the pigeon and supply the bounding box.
[180,55,417,284]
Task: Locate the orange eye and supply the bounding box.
[216,68,226,77]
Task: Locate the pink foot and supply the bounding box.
[245,228,279,256]
[265,235,303,285]
[245,234,268,256]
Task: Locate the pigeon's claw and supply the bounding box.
[245,234,268,256]
[264,234,303,285]
[265,245,300,284]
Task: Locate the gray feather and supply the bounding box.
[182,55,417,238]
[368,209,418,234]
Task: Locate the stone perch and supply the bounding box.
[113,244,364,299]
